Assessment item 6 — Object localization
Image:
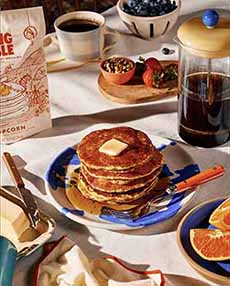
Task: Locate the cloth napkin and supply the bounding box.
[37,237,164,286]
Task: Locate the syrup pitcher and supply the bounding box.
[175,9,230,147]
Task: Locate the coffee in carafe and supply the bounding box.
[176,10,230,147]
[178,72,230,147]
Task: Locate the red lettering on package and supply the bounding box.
[0,33,15,56]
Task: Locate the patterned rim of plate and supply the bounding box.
[45,134,199,230]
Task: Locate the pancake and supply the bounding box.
[77,173,159,204]
[80,166,162,193]
[66,176,169,215]
[77,127,159,170]
[67,127,166,214]
[82,156,163,180]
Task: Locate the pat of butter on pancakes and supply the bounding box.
[99,139,128,156]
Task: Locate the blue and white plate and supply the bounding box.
[177,198,230,285]
[45,134,199,230]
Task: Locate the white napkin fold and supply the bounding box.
[38,237,164,286]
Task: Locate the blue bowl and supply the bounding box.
[177,198,230,285]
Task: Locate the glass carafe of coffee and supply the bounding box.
[176,10,230,147]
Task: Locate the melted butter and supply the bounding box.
[19,220,48,243]
[0,197,49,251]
[1,216,49,250]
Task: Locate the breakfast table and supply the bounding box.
[1,0,230,285]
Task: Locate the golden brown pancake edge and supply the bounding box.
[77,127,161,170]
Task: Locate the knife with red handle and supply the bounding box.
[166,165,225,195]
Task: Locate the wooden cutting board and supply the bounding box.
[98,60,178,104]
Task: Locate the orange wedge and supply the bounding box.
[190,229,230,261]
[209,198,230,231]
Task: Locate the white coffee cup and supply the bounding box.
[54,11,116,62]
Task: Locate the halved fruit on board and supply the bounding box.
[209,198,230,231]
[190,229,230,261]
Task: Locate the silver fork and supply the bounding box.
[101,165,224,220]
[101,194,174,220]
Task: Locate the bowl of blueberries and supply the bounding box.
[117,0,180,40]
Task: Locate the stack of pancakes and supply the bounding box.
[72,127,164,210]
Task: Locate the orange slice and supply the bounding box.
[209,198,230,231]
[190,229,230,261]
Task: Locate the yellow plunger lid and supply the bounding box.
[177,10,230,58]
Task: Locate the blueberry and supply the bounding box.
[124,0,177,17]
[150,2,157,8]
[165,6,171,12]
[135,3,143,11]
[122,3,130,12]
[150,10,157,16]
[162,47,170,55]
[128,0,137,8]
[139,8,149,16]
[132,8,138,15]
[174,3,177,8]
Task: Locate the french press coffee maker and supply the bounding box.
[176,10,230,147]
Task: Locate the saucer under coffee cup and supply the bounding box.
[54,11,117,62]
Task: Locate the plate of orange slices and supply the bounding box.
[177,197,230,286]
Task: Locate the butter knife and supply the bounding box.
[3,152,40,228]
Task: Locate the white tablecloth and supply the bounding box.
[1,1,230,285]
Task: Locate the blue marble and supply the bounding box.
[202,10,219,28]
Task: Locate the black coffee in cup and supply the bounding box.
[58,19,99,32]
[54,11,115,62]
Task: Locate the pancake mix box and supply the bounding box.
[0,7,51,144]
